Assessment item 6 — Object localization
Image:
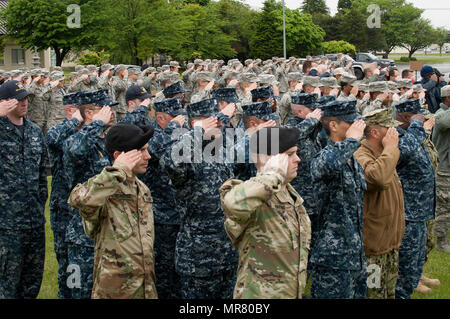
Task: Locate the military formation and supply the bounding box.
[0,55,449,299]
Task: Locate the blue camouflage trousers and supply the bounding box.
[180,268,237,299]
[0,227,45,299]
[310,265,367,299]
[395,220,427,299]
[66,243,94,299]
[154,223,181,299]
[53,231,71,299]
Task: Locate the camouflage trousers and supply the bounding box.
[435,171,450,239]
[425,220,435,263]
[365,249,399,299]
[53,231,71,299]
[306,214,319,274]
[66,244,94,299]
[310,265,367,299]
[180,268,237,299]
[0,227,45,299]
[154,223,181,299]
[395,220,427,299]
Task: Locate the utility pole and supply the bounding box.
[282,0,286,59]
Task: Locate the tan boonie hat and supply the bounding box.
[340,73,357,85]
[238,72,259,83]
[396,79,413,89]
[369,81,389,93]
[287,72,303,82]
[441,85,450,97]
[302,76,323,87]
[320,77,339,89]
[258,74,279,86]
[364,108,403,127]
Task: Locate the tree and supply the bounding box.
[434,27,450,55]
[337,0,353,11]
[338,6,369,52]
[300,0,329,15]
[322,40,356,56]
[1,0,101,66]
[401,18,435,58]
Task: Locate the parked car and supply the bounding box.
[354,52,396,68]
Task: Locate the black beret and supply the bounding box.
[106,123,154,156]
[250,127,299,155]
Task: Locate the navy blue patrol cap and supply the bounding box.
[251,86,275,100]
[322,100,363,122]
[314,95,336,109]
[163,81,187,98]
[92,89,118,107]
[63,92,80,106]
[242,101,279,121]
[186,98,220,118]
[0,80,31,100]
[291,93,317,110]
[395,98,428,115]
[212,88,240,103]
[250,127,299,155]
[106,123,154,156]
[154,98,186,117]
[125,84,154,102]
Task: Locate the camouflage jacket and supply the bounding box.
[337,91,357,102]
[278,90,301,126]
[45,117,81,232]
[160,123,239,276]
[396,119,435,221]
[63,120,112,246]
[27,82,50,122]
[112,76,129,113]
[432,103,450,172]
[46,87,66,129]
[69,76,99,93]
[285,116,323,216]
[310,138,367,271]
[69,163,157,299]
[0,117,48,229]
[220,171,311,299]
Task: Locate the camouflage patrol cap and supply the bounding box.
[156,67,162,72]
[250,127,299,156]
[232,60,242,68]
[315,95,336,108]
[287,72,303,83]
[369,81,389,93]
[41,70,50,78]
[154,98,186,117]
[161,65,170,72]
[63,92,80,106]
[186,63,194,69]
[255,59,262,64]
[211,88,240,103]
[223,70,240,81]
[52,66,63,72]
[340,73,357,85]
[163,81,186,97]
[302,76,323,88]
[101,63,113,72]
[10,70,22,78]
[69,72,78,79]
[79,68,90,76]
[87,65,98,72]
[244,59,253,66]
[412,84,426,93]
[205,59,211,64]
[395,98,428,115]
[320,77,339,89]
[441,85,450,97]
[147,67,157,74]
[30,69,41,77]
[76,90,97,106]
[258,74,278,86]
[364,108,403,127]
[186,98,220,118]
[387,81,400,94]
[358,83,369,92]
[169,61,180,68]
[2,71,11,78]
[291,93,317,110]
[333,67,345,76]
[251,86,275,100]
[0,70,5,78]
[211,59,218,64]
[115,64,127,72]
[50,71,65,81]
[194,59,203,65]
[322,100,363,122]
[242,101,279,121]
[396,79,413,89]
[238,72,259,83]
[195,71,214,82]
[21,72,31,79]
[127,68,141,75]
[75,65,84,72]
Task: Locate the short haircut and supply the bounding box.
[302,61,312,73]
[242,115,261,130]
[79,104,96,121]
[321,116,342,136]
[402,69,411,78]
[364,124,381,139]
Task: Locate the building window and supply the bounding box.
[12,48,25,65]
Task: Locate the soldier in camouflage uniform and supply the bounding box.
[337,73,358,102]
[153,72,181,104]
[190,72,215,103]
[309,100,368,299]
[237,73,259,106]
[27,71,50,132]
[394,99,436,299]
[211,88,241,128]
[111,65,129,121]
[45,92,83,299]
[63,90,117,298]
[46,72,67,130]
[69,69,99,93]
[278,73,303,126]
[0,81,48,298]
[98,64,114,93]
[159,98,239,299]
[220,127,311,299]
[69,123,158,299]
[360,82,391,117]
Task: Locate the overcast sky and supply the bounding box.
[243,0,450,29]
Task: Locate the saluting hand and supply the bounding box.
[221,103,237,119]
[71,109,83,122]
[262,153,289,178]
[92,106,113,125]
[382,127,399,148]
[0,99,19,117]
[170,115,185,127]
[306,108,322,121]
[423,118,435,131]
[115,150,142,171]
[346,120,366,141]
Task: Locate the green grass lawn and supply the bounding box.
[37,177,449,299]
[389,53,450,64]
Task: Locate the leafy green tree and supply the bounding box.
[322,40,356,56]
[78,50,111,66]
[338,6,369,52]
[300,0,329,15]
[337,0,353,11]
[401,18,435,58]
[434,27,450,55]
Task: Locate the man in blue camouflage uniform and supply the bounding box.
[0,81,48,298]
[394,99,436,299]
[120,92,187,299]
[63,90,116,299]
[285,93,323,259]
[211,87,241,128]
[160,98,239,299]
[310,100,368,299]
[45,92,83,299]
[162,81,188,108]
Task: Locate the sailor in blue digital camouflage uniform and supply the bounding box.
[64,90,117,299]
[120,84,156,127]
[0,81,48,298]
[284,93,323,259]
[394,99,436,299]
[121,94,187,299]
[162,81,188,107]
[212,87,241,128]
[309,99,368,299]
[160,98,239,299]
[45,92,83,299]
